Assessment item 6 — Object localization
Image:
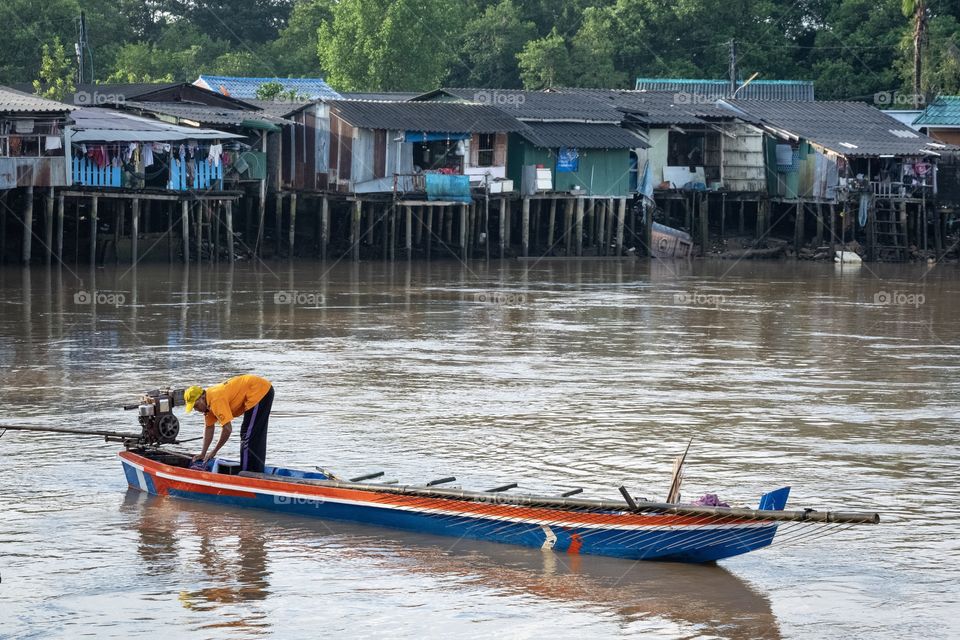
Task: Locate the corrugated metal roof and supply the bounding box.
[244,99,313,118]
[635,78,815,101]
[69,108,242,142]
[725,100,952,157]
[195,75,342,100]
[522,122,647,149]
[340,92,421,102]
[0,85,74,113]
[415,89,624,123]
[912,96,960,127]
[124,102,292,127]
[329,100,527,133]
[415,88,751,126]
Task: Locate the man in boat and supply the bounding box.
[183,374,274,473]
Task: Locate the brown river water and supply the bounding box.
[0,258,958,639]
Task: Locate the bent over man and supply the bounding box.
[184,374,274,473]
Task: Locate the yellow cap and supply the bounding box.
[184,385,204,413]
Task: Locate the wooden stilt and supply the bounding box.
[288,193,297,259]
[274,192,283,258]
[181,200,189,263]
[352,200,361,261]
[584,199,595,249]
[320,196,329,260]
[829,203,836,252]
[499,200,507,258]
[197,201,203,264]
[256,182,266,257]
[405,204,412,258]
[90,195,98,265]
[699,194,709,255]
[0,191,6,264]
[483,198,490,260]
[606,198,616,255]
[459,204,468,259]
[56,192,64,263]
[596,200,607,255]
[684,195,692,230]
[521,197,530,257]
[575,197,585,256]
[815,203,824,246]
[616,197,626,256]
[644,200,653,257]
[720,193,726,241]
[131,198,140,265]
[213,201,221,263]
[225,199,234,263]
[414,204,425,247]
[21,185,34,264]
[425,205,434,260]
[503,199,512,250]
[739,200,745,234]
[547,198,556,251]
[42,188,53,265]
[794,199,805,253]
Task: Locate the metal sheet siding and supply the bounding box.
[722,124,766,191]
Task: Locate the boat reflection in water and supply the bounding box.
[122,490,781,639]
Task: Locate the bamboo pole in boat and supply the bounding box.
[237,472,879,524]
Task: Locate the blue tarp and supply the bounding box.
[425,173,472,203]
[405,131,469,142]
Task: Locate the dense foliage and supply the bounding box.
[3,0,959,101]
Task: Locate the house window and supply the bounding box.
[416,139,463,173]
[476,133,495,167]
[668,131,705,167]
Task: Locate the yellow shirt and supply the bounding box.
[204,375,272,428]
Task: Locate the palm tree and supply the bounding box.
[902,0,928,109]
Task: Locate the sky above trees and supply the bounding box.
[3,0,959,102]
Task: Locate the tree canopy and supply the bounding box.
[1,0,957,102]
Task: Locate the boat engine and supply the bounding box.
[123,388,185,445]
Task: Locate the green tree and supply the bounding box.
[255,81,308,100]
[318,0,464,91]
[32,37,75,102]
[264,0,334,76]
[517,28,572,89]
[448,0,536,88]
[811,0,902,100]
[568,7,628,88]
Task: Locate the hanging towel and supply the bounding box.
[207,143,223,167]
[143,143,154,167]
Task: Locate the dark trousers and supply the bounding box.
[239,386,273,473]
